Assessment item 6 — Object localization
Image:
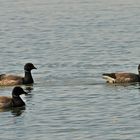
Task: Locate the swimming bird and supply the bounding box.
[102,64,140,83]
[0,63,37,86]
[0,86,27,108]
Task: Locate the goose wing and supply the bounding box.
[0,96,12,108]
[0,74,23,80]
[115,73,139,82]
[0,74,23,86]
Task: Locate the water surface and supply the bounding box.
[0,0,140,140]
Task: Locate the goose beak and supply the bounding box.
[23,91,28,95]
[33,66,37,69]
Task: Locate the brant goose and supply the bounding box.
[102,64,140,83]
[0,87,27,108]
[0,63,37,86]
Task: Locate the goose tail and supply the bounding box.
[102,73,116,83]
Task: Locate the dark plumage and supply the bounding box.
[0,87,27,108]
[102,64,140,83]
[0,63,37,86]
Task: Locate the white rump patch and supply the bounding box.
[102,76,115,83]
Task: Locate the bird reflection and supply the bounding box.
[11,106,26,117]
[0,106,26,117]
[25,85,34,93]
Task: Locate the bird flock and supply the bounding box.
[0,63,140,109]
[0,63,36,109]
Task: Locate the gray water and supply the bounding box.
[0,0,140,139]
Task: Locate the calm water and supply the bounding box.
[1,0,140,139]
